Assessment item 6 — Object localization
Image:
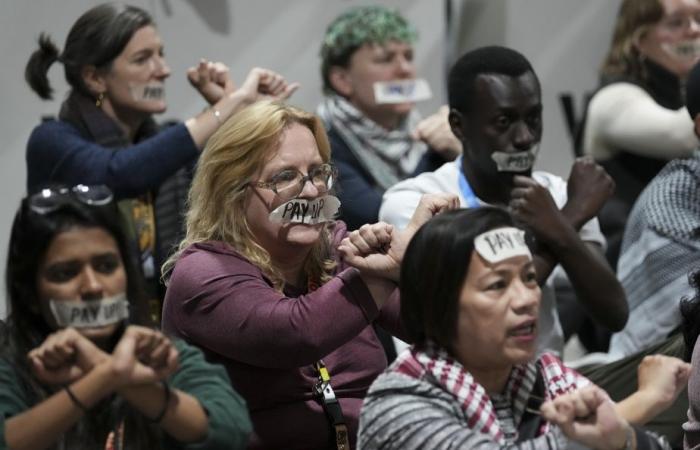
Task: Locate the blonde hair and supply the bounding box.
[601,0,665,81]
[163,101,335,290]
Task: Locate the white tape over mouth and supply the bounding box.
[491,145,539,172]
[49,293,130,328]
[129,82,166,101]
[373,79,432,104]
[662,39,700,60]
[268,195,341,224]
[474,227,532,264]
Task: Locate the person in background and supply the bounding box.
[582,0,700,269]
[681,269,700,449]
[359,207,689,450]
[612,56,700,362]
[318,5,461,231]
[0,185,251,450]
[380,46,627,358]
[24,3,297,322]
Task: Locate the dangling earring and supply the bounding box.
[95,92,104,108]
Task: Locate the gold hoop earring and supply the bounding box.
[95,92,104,108]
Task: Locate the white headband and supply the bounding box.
[474,227,531,263]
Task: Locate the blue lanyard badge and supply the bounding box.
[457,157,480,208]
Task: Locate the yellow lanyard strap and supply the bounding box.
[314,360,350,450]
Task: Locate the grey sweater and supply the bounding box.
[358,371,668,450]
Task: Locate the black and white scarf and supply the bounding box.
[317,94,427,190]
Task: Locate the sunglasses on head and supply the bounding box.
[28,185,114,214]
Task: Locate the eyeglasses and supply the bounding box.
[249,164,338,201]
[29,184,114,214]
[660,12,700,32]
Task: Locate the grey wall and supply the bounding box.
[0,0,620,318]
[0,0,446,318]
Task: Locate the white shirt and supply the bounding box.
[583,82,697,161]
[379,160,606,356]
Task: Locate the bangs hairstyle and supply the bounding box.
[400,207,519,352]
[600,0,665,82]
[163,101,334,290]
[320,5,417,95]
[448,46,536,115]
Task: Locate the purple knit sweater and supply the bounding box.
[162,222,405,449]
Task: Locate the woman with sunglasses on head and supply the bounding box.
[0,185,251,450]
[161,100,458,449]
[24,3,298,317]
[357,207,689,450]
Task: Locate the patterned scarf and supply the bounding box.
[620,150,700,311]
[58,92,194,318]
[392,343,588,444]
[317,94,427,190]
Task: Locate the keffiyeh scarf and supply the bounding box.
[317,94,427,190]
[392,343,589,444]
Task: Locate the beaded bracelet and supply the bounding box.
[147,381,171,424]
[64,385,88,412]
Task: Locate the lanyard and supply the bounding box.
[456,157,481,209]
[314,360,349,450]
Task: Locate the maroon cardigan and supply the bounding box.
[162,222,405,449]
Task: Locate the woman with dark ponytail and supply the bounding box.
[24,3,299,319]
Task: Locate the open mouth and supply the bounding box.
[509,321,536,337]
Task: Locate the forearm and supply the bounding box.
[362,275,398,310]
[615,390,664,426]
[119,383,208,443]
[185,90,252,149]
[542,228,627,331]
[5,364,115,450]
[532,249,557,285]
[590,83,697,160]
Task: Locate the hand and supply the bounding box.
[187,59,235,105]
[339,223,398,280]
[509,175,571,245]
[405,193,460,235]
[636,355,691,414]
[110,326,179,388]
[234,67,299,105]
[411,106,462,160]
[562,157,615,229]
[28,328,109,385]
[541,385,631,450]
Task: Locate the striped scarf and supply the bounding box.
[317,94,427,190]
[392,343,588,444]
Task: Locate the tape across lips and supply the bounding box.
[268,195,341,224]
[662,39,700,59]
[373,78,432,104]
[129,82,165,101]
[49,292,130,328]
[491,144,540,172]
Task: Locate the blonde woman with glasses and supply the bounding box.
[161,100,458,450]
